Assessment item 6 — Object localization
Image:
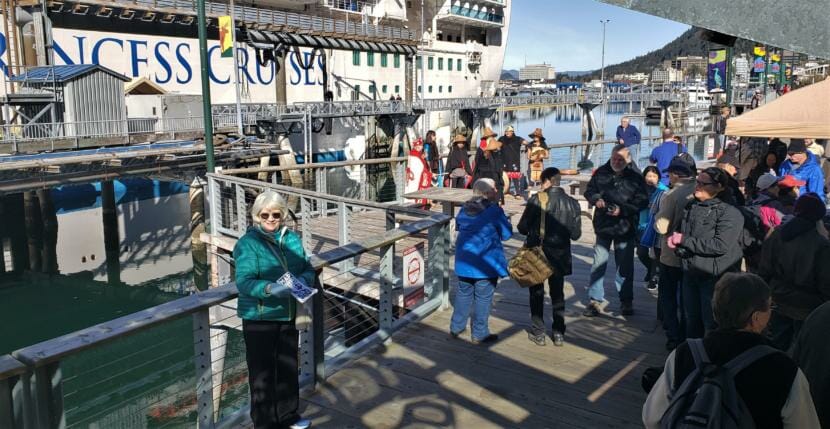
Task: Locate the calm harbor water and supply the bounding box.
[0,102,712,427]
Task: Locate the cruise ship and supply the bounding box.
[0,0,512,160]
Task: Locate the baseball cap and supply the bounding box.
[756,173,781,191]
[778,175,806,188]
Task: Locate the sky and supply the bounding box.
[503,0,690,72]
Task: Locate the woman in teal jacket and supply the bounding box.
[233,190,315,429]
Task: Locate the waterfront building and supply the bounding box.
[519,63,556,81]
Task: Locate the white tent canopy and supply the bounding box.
[725,78,830,139]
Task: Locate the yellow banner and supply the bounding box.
[753,45,766,56]
[219,15,233,58]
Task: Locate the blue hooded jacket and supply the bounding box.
[779,152,826,203]
[454,198,513,279]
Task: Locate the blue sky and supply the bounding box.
[503,0,690,71]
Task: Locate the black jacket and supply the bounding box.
[673,330,798,429]
[445,147,472,175]
[472,148,504,189]
[759,217,830,320]
[677,196,744,277]
[517,187,582,275]
[585,162,649,238]
[791,301,830,429]
[499,135,524,173]
[726,175,746,206]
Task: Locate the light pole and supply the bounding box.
[599,19,610,101]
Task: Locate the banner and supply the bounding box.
[752,45,766,74]
[769,50,781,76]
[218,16,233,58]
[707,49,727,93]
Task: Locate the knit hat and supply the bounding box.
[794,193,826,222]
[778,175,806,188]
[505,125,515,133]
[755,173,781,191]
[667,156,695,177]
[787,139,808,154]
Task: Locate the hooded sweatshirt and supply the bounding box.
[454,197,513,279]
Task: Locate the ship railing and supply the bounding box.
[0,172,451,428]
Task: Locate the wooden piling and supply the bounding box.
[37,189,58,274]
[23,191,43,272]
[101,180,121,286]
[190,177,208,291]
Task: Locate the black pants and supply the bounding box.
[529,273,566,335]
[243,320,300,429]
[637,245,658,281]
[658,263,684,344]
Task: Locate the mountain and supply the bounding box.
[584,28,757,79]
[500,69,519,80]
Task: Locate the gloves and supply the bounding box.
[265,282,291,298]
[667,232,683,249]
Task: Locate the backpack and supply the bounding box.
[737,205,766,255]
[660,339,780,429]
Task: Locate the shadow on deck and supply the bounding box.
[296,196,668,428]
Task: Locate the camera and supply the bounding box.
[606,203,619,213]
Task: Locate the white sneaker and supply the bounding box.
[290,418,311,429]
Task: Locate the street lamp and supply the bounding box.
[599,19,610,101]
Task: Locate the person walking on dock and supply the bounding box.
[669,167,744,339]
[779,139,826,203]
[649,128,687,186]
[616,117,641,159]
[450,178,513,344]
[445,134,473,188]
[517,168,582,346]
[233,191,316,429]
[584,144,649,317]
[653,156,697,350]
[499,125,527,199]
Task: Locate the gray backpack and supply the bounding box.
[660,338,779,429]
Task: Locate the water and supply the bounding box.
[492,102,713,169]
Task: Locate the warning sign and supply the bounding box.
[402,243,425,290]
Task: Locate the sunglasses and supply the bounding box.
[696,179,716,186]
[259,212,282,221]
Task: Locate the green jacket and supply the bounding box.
[232,226,316,321]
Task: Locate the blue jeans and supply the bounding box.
[682,272,717,339]
[450,277,496,340]
[658,263,685,343]
[588,235,635,304]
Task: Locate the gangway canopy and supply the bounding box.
[595,0,830,58]
[244,29,417,56]
[125,77,167,96]
[725,79,830,139]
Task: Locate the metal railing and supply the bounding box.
[0,172,451,428]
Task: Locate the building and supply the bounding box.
[613,72,649,83]
[663,56,707,79]
[651,68,683,84]
[519,63,556,81]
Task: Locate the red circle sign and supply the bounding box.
[407,257,421,285]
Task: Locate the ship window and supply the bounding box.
[416,56,422,69]
[418,85,422,93]
[439,85,443,93]
[381,53,388,67]
[394,54,401,68]
[428,57,433,70]
[448,58,453,71]
[428,85,433,93]
[367,52,375,66]
[457,60,462,71]
[382,84,388,93]
[353,84,360,101]
[152,107,156,115]
[438,58,443,70]
[369,84,376,94]
[394,85,400,94]
[353,50,360,66]
[448,85,453,93]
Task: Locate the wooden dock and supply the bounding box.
[294,194,666,428]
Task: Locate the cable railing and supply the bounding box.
[0,172,451,428]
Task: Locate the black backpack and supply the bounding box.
[660,339,780,429]
[737,205,766,255]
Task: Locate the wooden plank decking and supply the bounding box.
[295,194,667,428]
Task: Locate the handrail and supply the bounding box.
[218,156,408,176]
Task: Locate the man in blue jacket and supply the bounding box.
[779,139,826,203]
[616,117,641,158]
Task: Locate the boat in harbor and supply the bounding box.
[1,0,512,162]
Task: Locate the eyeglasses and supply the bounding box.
[259,212,282,221]
[696,179,716,186]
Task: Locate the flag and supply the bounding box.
[219,15,233,58]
